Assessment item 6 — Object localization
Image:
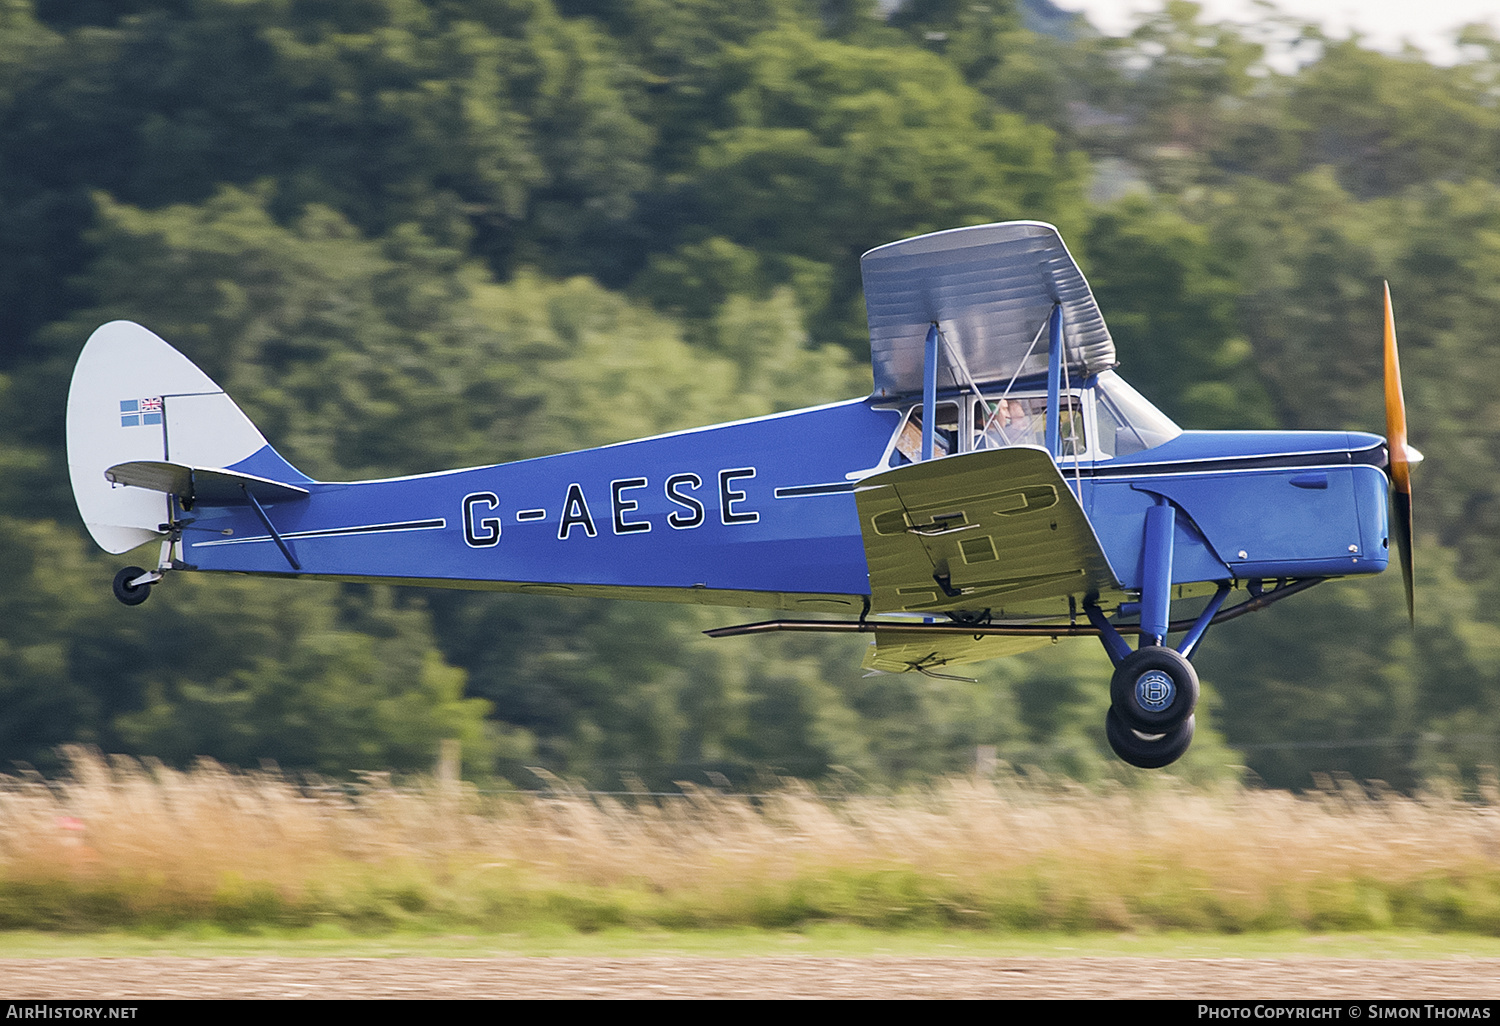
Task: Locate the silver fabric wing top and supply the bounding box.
[861,221,1116,398]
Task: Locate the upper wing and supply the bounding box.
[861,221,1115,399]
[855,446,1118,615]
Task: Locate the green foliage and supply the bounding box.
[1242,37,1500,199]
[0,519,117,767]
[0,514,495,776]
[1083,196,1273,428]
[105,579,497,776]
[0,0,664,348]
[665,19,1087,346]
[891,0,1076,134]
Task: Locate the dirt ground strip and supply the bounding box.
[1,957,1499,999]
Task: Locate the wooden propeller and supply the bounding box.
[1384,282,1421,623]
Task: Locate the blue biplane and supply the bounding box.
[67,221,1418,768]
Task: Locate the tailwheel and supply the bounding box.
[112,565,155,606]
[1106,706,1195,769]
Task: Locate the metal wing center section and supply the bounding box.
[861,221,1116,399]
[855,446,1119,614]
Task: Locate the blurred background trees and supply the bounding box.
[3,0,1499,790]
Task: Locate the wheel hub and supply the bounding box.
[1135,669,1175,712]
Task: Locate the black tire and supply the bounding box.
[1106,706,1195,769]
[1109,645,1199,732]
[112,566,152,606]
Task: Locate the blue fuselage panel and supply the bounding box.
[1082,431,1390,587]
[184,400,900,598]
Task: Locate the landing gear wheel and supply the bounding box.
[1105,706,1195,769]
[112,566,152,606]
[1109,645,1199,732]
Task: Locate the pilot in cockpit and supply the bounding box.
[978,397,1046,449]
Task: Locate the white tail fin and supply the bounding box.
[67,322,277,553]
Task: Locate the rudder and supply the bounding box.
[66,321,304,553]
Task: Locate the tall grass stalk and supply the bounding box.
[3,749,1500,934]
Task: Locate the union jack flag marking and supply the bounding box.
[119,397,163,428]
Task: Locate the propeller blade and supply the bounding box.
[1383,282,1415,623]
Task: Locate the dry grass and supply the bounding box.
[3,749,1500,934]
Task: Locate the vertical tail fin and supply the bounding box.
[66,321,307,553]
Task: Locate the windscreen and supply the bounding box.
[1094,371,1182,457]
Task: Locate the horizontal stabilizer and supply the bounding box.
[105,461,310,506]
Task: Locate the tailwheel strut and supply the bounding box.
[112,509,194,606]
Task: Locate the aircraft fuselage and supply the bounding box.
[179,382,1390,614]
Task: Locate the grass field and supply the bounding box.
[4,749,1500,940]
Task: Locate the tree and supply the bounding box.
[1084,196,1273,429]
[0,517,496,776]
[662,21,1086,347]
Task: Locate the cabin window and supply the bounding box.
[974,396,1044,450]
[884,392,1094,466]
[889,402,959,465]
[972,395,1086,456]
[1058,399,1086,457]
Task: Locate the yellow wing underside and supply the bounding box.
[859,631,1055,674]
[854,446,1119,673]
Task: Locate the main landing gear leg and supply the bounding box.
[1085,499,1229,769]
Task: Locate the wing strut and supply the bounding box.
[242,485,301,570]
[921,322,939,462]
[1045,303,1063,457]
